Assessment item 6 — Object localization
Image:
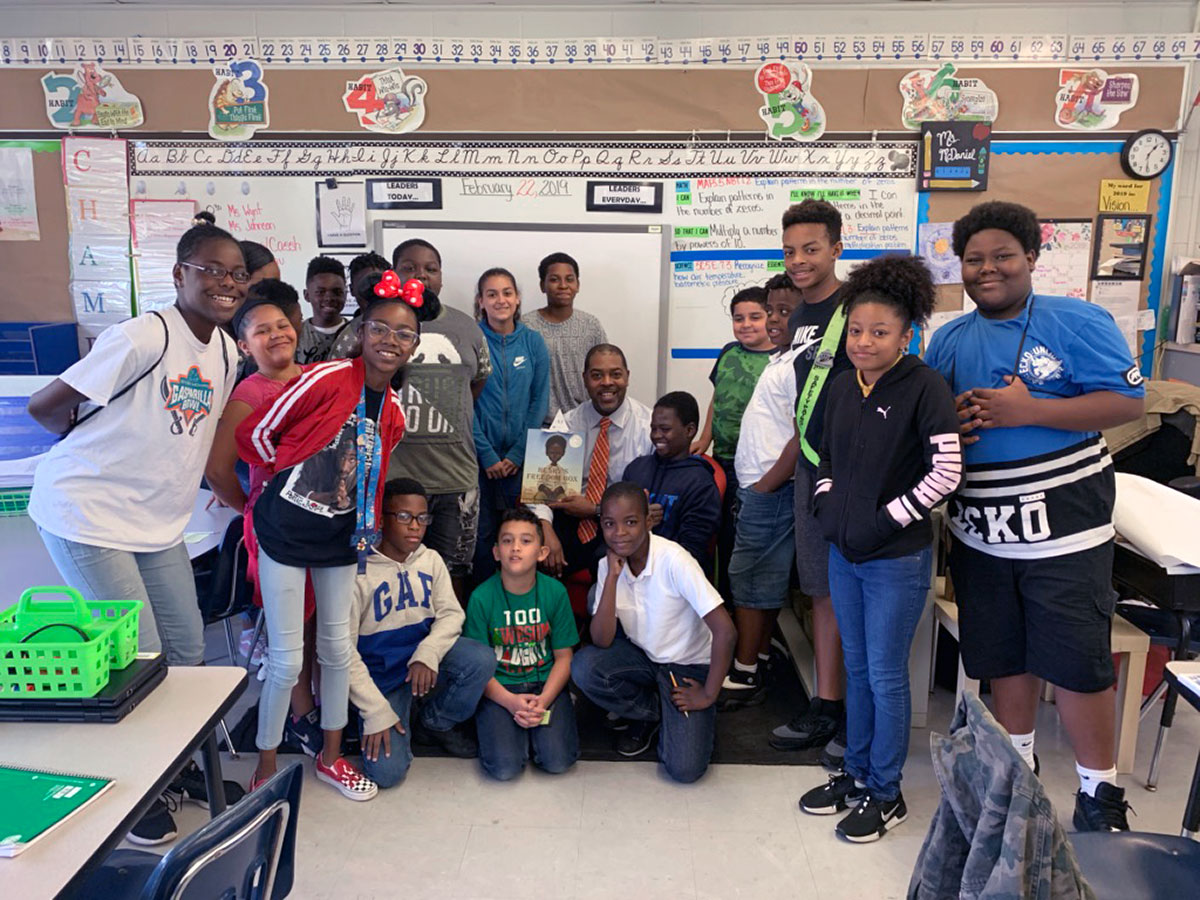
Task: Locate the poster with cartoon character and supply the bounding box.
[1055,69,1139,131]
[208,60,269,141]
[899,62,998,131]
[755,61,826,141]
[343,67,427,135]
[41,63,144,130]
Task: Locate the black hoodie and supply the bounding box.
[623,453,722,566]
[813,354,962,563]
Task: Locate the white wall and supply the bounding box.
[0,2,1197,39]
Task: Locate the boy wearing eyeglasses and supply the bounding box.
[347,477,497,788]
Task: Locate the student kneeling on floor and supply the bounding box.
[573,482,737,783]
[349,478,496,788]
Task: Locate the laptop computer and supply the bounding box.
[0,653,167,723]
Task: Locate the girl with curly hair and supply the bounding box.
[797,254,961,843]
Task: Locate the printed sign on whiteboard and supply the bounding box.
[315,180,367,247]
[342,67,427,134]
[208,60,269,140]
[586,181,663,213]
[366,177,443,210]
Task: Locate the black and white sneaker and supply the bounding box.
[616,719,660,757]
[127,795,179,846]
[166,761,246,811]
[283,709,323,758]
[603,711,631,731]
[769,698,843,751]
[799,773,865,815]
[1073,782,1132,832]
[412,718,478,759]
[819,720,848,771]
[836,791,907,843]
[717,667,766,710]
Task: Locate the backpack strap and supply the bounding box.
[794,303,847,467]
[72,311,169,431]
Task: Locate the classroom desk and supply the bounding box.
[1111,541,1200,790]
[0,666,247,900]
[1163,661,1200,839]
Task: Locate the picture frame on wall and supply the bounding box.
[1091,213,1151,281]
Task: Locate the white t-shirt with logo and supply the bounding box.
[29,305,236,552]
[734,345,802,486]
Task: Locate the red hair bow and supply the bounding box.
[374,270,425,307]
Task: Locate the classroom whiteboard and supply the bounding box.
[376,220,668,409]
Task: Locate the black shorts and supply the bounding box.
[948,538,1116,693]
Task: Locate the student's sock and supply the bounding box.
[1010,731,1036,770]
[721,658,758,690]
[1077,763,1118,797]
[733,659,757,674]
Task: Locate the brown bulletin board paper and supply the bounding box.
[0,144,69,322]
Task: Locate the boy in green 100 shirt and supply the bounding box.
[465,507,580,780]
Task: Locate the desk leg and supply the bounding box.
[1146,612,1190,791]
[1184,745,1200,838]
[200,730,227,818]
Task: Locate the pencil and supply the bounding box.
[669,670,689,718]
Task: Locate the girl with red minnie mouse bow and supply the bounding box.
[237,273,422,800]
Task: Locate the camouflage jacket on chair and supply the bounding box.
[908,692,1095,900]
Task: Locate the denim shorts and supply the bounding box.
[727,481,796,610]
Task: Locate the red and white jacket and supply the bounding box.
[236,356,406,526]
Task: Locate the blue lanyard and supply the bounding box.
[353,388,383,573]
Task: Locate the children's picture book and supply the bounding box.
[0,763,114,857]
[520,429,585,504]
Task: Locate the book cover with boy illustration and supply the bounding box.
[520,429,585,503]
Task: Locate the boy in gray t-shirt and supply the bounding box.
[525,252,607,425]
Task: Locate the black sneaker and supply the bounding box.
[412,718,478,759]
[616,719,660,757]
[769,698,843,751]
[819,719,848,771]
[1073,782,1132,832]
[603,711,630,732]
[836,791,907,843]
[283,709,323,758]
[717,667,766,710]
[799,773,865,815]
[1033,753,1040,778]
[166,761,246,811]
[127,795,179,846]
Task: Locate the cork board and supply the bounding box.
[0,143,69,321]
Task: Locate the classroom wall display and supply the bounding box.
[131,199,195,313]
[918,222,961,285]
[315,179,367,247]
[1099,178,1150,213]
[1054,69,1139,130]
[1092,213,1150,280]
[342,67,427,134]
[898,62,998,130]
[754,61,826,141]
[918,121,990,191]
[1033,218,1092,299]
[40,63,143,130]
[208,60,269,141]
[0,147,39,241]
[366,177,442,210]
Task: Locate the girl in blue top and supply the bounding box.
[472,267,551,584]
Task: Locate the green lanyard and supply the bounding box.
[795,304,848,467]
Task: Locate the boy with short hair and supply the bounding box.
[327,252,391,360]
[925,200,1145,831]
[573,482,736,783]
[348,478,497,788]
[622,390,721,567]
[297,256,348,363]
[534,434,570,501]
[465,507,580,780]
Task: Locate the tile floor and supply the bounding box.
[151,627,1200,900]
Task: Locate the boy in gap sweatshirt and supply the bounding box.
[348,478,496,788]
[622,390,722,568]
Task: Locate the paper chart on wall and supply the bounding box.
[1090,279,1141,355]
[132,199,196,313]
[1033,219,1092,299]
[316,181,367,247]
[917,221,960,284]
[0,147,39,241]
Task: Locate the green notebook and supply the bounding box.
[0,763,114,857]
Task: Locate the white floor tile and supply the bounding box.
[691,828,817,900]
[574,826,699,899]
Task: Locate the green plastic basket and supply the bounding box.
[0,488,31,517]
[0,587,143,698]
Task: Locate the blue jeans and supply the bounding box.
[728,481,795,610]
[828,544,931,801]
[471,470,521,586]
[475,681,579,781]
[38,527,204,665]
[256,549,357,751]
[360,637,497,788]
[573,635,716,784]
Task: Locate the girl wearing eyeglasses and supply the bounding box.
[237,275,421,800]
[471,267,550,585]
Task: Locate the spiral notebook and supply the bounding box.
[0,764,114,857]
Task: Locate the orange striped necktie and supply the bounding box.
[577,417,611,543]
